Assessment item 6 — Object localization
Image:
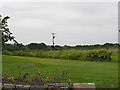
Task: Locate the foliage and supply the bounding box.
[85,49,112,61]
[2,70,70,84]
[2,42,119,51]
[27,43,47,50]
[2,50,12,55]
[2,49,112,61]
[49,69,69,83]
[0,15,18,45]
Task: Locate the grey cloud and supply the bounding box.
[2,2,118,45]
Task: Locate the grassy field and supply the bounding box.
[2,54,118,88]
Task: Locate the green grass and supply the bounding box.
[2,55,118,88]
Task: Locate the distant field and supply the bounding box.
[2,55,118,88]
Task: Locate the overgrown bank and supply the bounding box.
[2,49,112,61]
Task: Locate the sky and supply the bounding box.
[1,1,118,46]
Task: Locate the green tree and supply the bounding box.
[27,42,47,50]
[0,15,18,45]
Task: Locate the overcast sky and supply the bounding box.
[1,2,118,46]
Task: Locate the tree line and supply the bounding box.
[0,15,119,52]
[2,42,119,51]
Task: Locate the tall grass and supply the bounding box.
[3,49,112,61]
[2,49,112,61]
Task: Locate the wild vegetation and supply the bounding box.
[2,49,112,61]
[2,70,69,85]
[2,42,119,61]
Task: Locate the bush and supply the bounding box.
[85,49,112,61]
[68,52,83,60]
[13,51,28,56]
[2,50,12,55]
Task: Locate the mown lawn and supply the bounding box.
[2,55,118,88]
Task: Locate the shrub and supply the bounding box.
[2,50,12,55]
[85,49,112,61]
[29,52,36,57]
[13,51,28,56]
[68,52,83,60]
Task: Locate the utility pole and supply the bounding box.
[51,33,55,50]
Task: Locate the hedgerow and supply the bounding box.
[2,49,112,61]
